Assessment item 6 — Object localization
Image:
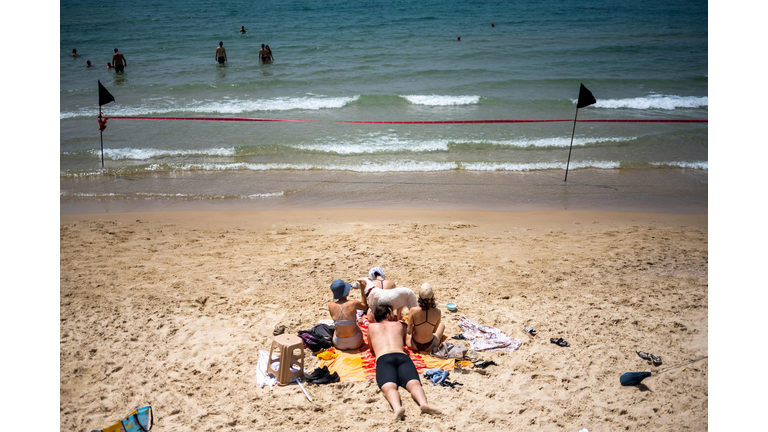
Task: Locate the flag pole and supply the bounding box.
[564,107,578,182]
[99,106,105,168]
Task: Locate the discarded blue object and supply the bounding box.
[620,372,652,386]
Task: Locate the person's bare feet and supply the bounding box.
[420,405,441,416]
[393,407,406,421]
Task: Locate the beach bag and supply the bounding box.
[91,406,153,432]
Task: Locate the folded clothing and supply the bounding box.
[423,367,449,386]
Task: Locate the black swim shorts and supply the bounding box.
[115,64,124,73]
[375,352,420,389]
[218,56,225,64]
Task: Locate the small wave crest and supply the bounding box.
[288,135,636,155]
[60,95,361,119]
[583,95,708,110]
[651,161,708,170]
[462,160,622,171]
[401,95,481,106]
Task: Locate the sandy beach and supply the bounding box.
[60,209,707,431]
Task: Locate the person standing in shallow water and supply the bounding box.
[239,26,246,34]
[259,44,269,63]
[216,41,227,64]
[112,48,127,73]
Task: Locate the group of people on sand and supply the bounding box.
[71,48,127,72]
[326,267,443,420]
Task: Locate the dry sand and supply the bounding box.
[60,209,708,431]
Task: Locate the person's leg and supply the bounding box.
[381,382,405,420]
[404,379,428,406]
[404,379,440,414]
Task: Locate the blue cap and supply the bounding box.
[330,279,351,299]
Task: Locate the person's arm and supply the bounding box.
[406,308,416,336]
[224,49,227,62]
[355,279,368,307]
[123,56,127,67]
[354,300,367,311]
[433,309,441,331]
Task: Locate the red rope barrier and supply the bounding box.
[104,116,707,124]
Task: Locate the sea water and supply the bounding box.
[60,0,708,213]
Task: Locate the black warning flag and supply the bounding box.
[98,80,115,106]
[576,83,596,108]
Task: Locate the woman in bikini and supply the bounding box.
[406,283,446,352]
[328,279,367,350]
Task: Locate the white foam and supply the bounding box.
[289,135,636,154]
[60,95,361,119]
[173,161,457,173]
[651,161,708,170]
[104,147,236,160]
[401,95,481,106]
[291,136,451,154]
[583,95,708,110]
[462,160,621,171]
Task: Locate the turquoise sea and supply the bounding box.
[60,0,708,213]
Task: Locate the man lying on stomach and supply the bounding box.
[367,304,441,422]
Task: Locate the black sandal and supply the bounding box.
[636,351,652,361]
[650,354,662,365]
[550,337,570,347]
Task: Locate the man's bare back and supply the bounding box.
[368,318,407,357]
[112,52,126,67]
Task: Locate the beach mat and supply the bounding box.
[319,317,472,382]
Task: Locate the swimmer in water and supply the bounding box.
[216,41,227,64]
[240,26,246,34]
[107,62,112,69]
[259,44,269,63]
[86,60,93,67]
[266,44,274,61]
[71,49,80,57]
[457,36,461,41]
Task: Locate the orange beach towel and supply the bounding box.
[319,317,472,382]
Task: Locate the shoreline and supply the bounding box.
[60,168,708,215]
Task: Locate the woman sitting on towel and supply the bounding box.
[328,279,367,350]
[406,283,446,352]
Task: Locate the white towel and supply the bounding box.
[256,350,277,389]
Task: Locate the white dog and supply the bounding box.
[354,278,418,319]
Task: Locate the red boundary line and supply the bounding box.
[104,116,707,124]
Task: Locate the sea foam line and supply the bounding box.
[61,158,707,176]
[651,161,708,170]
[288,136,637,154]
[60,95,361,119]
[578,95,708,110]
[401,95,481,106]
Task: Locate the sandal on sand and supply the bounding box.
[651,354,662,366]
[525,326,537,337]
[550,338,570,347]
[636,351,652,361]
[273,325,286,336]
